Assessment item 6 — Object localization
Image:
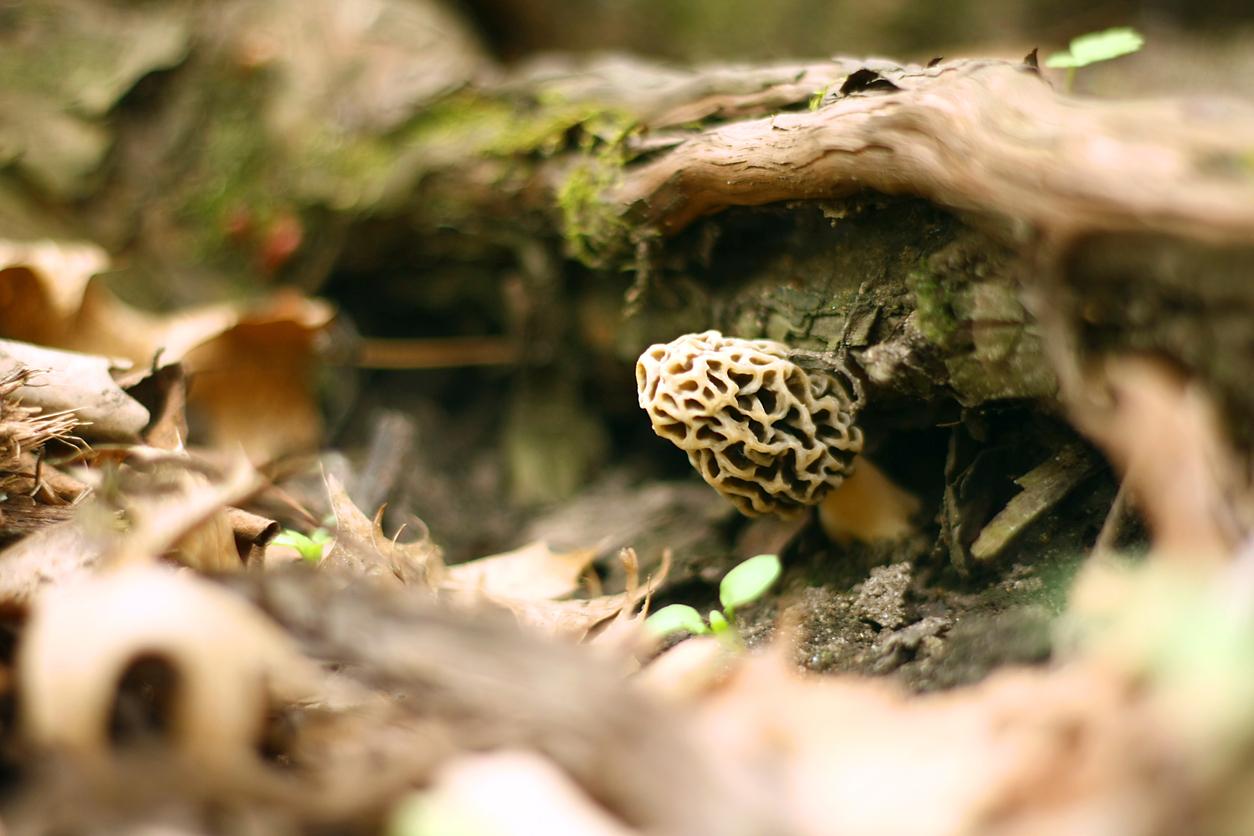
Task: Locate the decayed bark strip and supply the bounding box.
[611,58,1254,247]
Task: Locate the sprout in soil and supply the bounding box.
[646,553,782,645]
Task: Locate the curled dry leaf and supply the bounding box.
[0,339,147,441]
[445,540,598,602]
[396,750,639,836]
[317,483,667,640]
[588,547,663,653]
[0,240,108,326]
[0,241,334,461]
[447,545,670,640]
[122,361,188,451]
[18,567,321,768]
[226,507,280,566]
[323,473,443,586]
[179,291,335,462]
[111,451,262,573]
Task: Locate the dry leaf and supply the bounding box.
[18,567,320,768]
[397,750,638,836]
[179,291,334,461]
[0,451,259,600]
[493,595,639,641]
[121,361,188,451]
[0,511,113,604]
[118,451,261,572]
[588,548,657,653]
[0,240,108,333]
[74,286,333,462]
[689,653,1178,836]
[0,339,148,441]
[225,507,280,566]
[636,636,736,702]
[445,540,598,601]
[323,473,443,586]
[0,241,334,461]
[316,481,665,640]
[446,546,670,640]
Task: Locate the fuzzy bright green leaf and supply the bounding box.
[388,792,487,836]
[708,609,729,634]
[807,83,831,112]
[645,604,709,637]
[273,528,331,563]
[719,553,781,612]
[1045,27,1143,69]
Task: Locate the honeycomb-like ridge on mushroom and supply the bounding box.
[636,330,863,516]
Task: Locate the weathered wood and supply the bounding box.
[608,57,1254,247]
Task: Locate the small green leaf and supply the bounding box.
[1069,27,1143,64]
[388,792,488,836]
[272,530,306,548]
[273,528,331,563]
[1046,27,1143,70]
[719,554,782,612]
[708,609,729,634]
[1043,52,1081,69]
[807,83,831,112]
[645,604,709,637]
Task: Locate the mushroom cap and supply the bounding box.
[636,330,863,516]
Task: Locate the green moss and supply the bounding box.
[167,77,641,280]
[492,102,634,158]
[401,94,518,158]
[400,91,634,163]
[907,264,961,349]
[556,155,632,268]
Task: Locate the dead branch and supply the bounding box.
[611,58,1254,247]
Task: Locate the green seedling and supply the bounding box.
[646,553,781,645]
[388,792,487,836]
[808,83,832,111]
[272,527,332,563]
[1045,27,1144,92]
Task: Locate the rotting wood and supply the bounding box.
[606,57,1254,249]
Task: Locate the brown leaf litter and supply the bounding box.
[0,239,334,462]
[0,248,1253,836]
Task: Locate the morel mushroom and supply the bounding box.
[637,330,916,542]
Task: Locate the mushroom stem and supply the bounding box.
[818,456,921,544]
